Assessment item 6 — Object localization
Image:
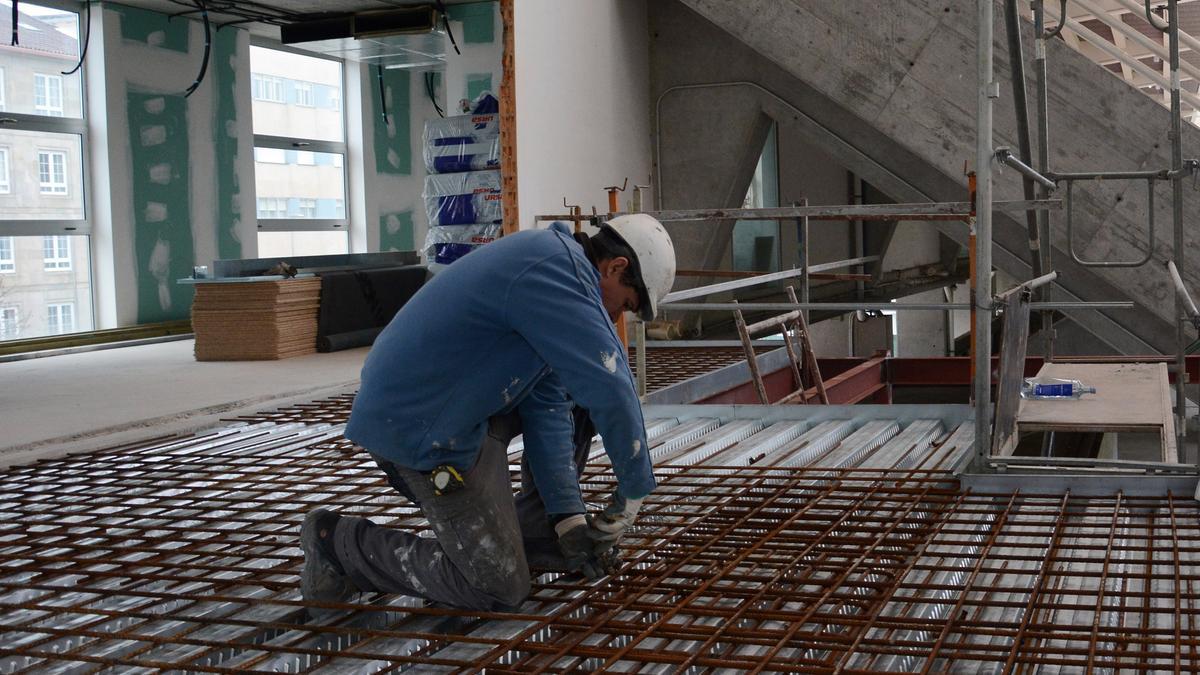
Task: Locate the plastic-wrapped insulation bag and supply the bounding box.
[423,111,501,174]
[423,137,500,174]
[423,223,502,264]
[423,170,503,226]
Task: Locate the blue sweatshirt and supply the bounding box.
[345,222,655,515]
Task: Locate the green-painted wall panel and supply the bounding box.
[380,210,415,252]
[370,68,412,175]
[465,73,493,102]
[213,29,242,260]
[446,2,496,44]
[112,4,189,53]
[128,92,193,323]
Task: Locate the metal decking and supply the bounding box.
[3,397,1199,672]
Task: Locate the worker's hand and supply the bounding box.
[554,514,617,580]
[592,491,643,553]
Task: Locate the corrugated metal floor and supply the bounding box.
[3,397,1198,672]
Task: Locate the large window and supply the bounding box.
[251,43,348,258]
[0,2,92,343]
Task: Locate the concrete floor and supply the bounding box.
[0,339,368,468]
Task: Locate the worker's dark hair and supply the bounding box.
[574,228,641,288]
[574,226,651,314]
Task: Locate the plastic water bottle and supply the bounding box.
[1020,377,1097,400]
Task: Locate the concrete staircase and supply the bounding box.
[659,0,1200,354]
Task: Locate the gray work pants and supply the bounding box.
[332,409,593,611]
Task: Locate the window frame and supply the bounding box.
[295,81,314,107]
[37,149,68,195]
[0,306,18,339]
[34,73,64,117]
[250,38,349,235]
[43,235,71,271]
[251,73,285,103]
[0,146,10,194]
[0,236,13,273]
[0,67,7,111]
[45,301,74,334]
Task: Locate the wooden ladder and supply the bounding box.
[734,286,829,404]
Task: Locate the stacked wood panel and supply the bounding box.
[191,278,322,360]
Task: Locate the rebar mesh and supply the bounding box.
[1,400,1195,673]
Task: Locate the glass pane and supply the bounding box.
[0,234,92,341]
[257,231,348,258]
[733,123,780,272]
[0,129,83,219]
[0,2,83,119]
[250,46,343,142]
[254,149,345,220]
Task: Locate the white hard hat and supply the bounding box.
[602,214,676,321]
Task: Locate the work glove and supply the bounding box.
[554,514,618,580]
[592,491,643,553]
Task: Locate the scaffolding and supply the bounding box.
[535,0,1200,477]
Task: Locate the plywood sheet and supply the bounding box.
[1015,362,1176,462]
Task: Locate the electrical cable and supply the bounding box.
[1144,0,1169,33]
[1041,0,1068,40]
[376,64,389,124]
[425,71,444,117]
[62,1,91,76]
[11,0,18,46]
[183,0,211,98]
[435,0,461,55]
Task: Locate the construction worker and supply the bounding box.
[299,214,676,614]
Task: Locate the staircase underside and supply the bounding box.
[653,0,1200,355]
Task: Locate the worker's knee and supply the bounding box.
[465,565,529,610]
[492,573,531,609]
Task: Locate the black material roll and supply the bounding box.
[318,327,385,353]
[316,266,427,352]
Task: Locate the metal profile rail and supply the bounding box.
[533,200,1062,225]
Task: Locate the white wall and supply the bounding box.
[514,0,651,228]
[88,6,255,329]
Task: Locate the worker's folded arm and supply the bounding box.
[505,253,656,501]
[517,372,585,515]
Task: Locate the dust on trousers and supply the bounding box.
[331,408,595,610]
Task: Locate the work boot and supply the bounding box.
[300,508,356,616]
